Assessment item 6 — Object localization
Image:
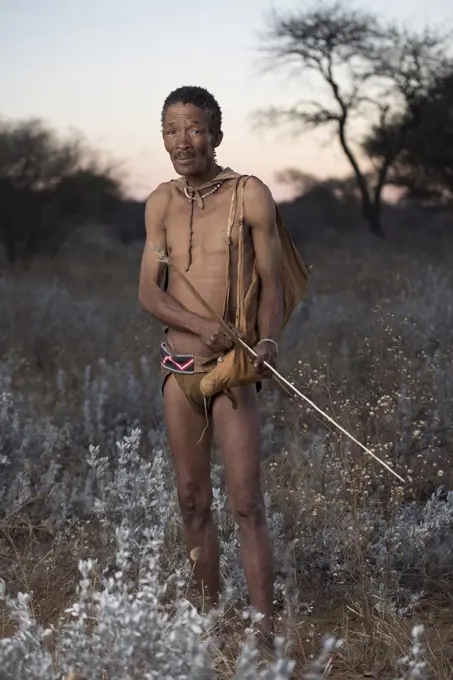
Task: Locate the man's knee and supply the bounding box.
[177,480,213,528]
[230,488,266,527]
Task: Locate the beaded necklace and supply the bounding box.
[183,181,223,271]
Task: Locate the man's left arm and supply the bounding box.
[244,177,283,374]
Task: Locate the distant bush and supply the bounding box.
[0,118,123,262]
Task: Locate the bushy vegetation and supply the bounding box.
[0,118,145,262]
[0,232,451,678]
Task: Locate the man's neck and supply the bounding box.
[184,163,222,188]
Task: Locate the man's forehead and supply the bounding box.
[164,102,207,125]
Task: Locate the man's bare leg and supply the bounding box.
[163,375,220,603]
[212,386,273,633]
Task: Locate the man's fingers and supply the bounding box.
[253,357,263,370]
[221,334,233,349]
[253,350,276,376]
[207,333,233,352]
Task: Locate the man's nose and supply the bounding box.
[176,129,191,148]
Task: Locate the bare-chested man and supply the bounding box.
[138,86,308,636]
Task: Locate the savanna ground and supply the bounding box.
[0,221,452,679]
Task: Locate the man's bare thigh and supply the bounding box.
[162,373,213,480]
[212,385,262,489]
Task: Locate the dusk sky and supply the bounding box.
[1,0,452,201]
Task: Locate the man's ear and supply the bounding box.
[214,131,223,148]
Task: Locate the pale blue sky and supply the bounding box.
[1,0,452,200]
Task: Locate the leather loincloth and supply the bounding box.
[160,342,261,416]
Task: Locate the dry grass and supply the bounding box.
[0,229,452,678]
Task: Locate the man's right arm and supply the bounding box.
[137,184,203,335]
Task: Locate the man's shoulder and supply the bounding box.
[145,181,174,220]
[145,181,173,205]
[241,175,275,221]
[241,175,274,200]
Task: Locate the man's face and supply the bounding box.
[162,102,220,177]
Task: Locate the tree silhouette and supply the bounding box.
[257,1,452,236]
[0,119,123,262]
[364,71,453,202]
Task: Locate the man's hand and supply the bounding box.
[198,320,234,353]
[253,339,278,377]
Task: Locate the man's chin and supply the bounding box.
[173,158,198,177]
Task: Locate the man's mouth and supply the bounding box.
[176,156,195,165]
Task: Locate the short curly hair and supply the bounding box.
[161,86,222,138]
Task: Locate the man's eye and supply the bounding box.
[190,129,202,135]
[166,129,176,135]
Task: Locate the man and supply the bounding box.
[138,86,309,638]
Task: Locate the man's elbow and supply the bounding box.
[137,288,148,311]
[138,282,160,314]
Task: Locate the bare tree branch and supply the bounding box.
[255,1,453,235]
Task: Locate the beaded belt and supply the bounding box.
[160,343,195,374]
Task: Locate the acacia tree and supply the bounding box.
[364,71,453,202]
[257,2,452,236]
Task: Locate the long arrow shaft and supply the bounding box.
[234,336,405,483]
[152,245,404,484]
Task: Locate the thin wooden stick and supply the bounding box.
[151,244,405,484]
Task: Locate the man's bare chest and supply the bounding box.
[164,185,251,266]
